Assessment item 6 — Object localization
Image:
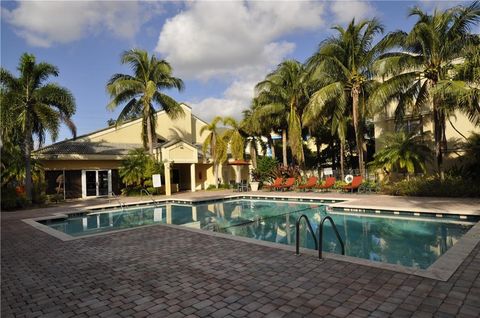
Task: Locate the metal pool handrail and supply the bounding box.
[108,192,125,210]
[318,216,345,259]
[295,214,318,255]
[140,189,159,206]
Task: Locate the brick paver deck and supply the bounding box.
[2,196,480,318]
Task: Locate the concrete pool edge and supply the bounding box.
[22,194,480,282]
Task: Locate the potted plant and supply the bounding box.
[250,170,261,191]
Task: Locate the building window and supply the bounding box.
[397,117,423,135]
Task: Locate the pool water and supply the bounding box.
[40,199,476,269]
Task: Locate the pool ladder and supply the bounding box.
[295,215,345,259]
[140,189,160,206]
[108,192,125,211]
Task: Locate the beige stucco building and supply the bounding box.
[34,104,249,199]
[374,100,479,169]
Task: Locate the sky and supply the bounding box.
[1,0,472,146]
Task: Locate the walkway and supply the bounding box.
[2,191,479,317]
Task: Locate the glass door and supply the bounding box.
[98,171,109,196]
[86,171,97,197]
[82,170,111,197]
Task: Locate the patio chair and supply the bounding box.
[237,180,249,192]
[341,176,363,193]
[315,177,336,192]
[264,177,283,191]
[276,177,296,191]
[296,176,318,191]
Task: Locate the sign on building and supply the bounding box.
[152,174,162,188]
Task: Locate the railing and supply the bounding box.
[140,189,159,206]
[318,216,345,259]
[108,192,125,210]
[295,214,318,255]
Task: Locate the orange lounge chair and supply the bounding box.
[264,177,283,191]
[316,177,336,191]
[341,176,363,193]
[276,177,296,191]
[297,176,318,191]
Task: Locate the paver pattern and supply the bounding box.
[2,197,480,318]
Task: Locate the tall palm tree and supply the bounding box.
[255,60,309,166]
[305,18,396,177]
[250,97,280,160]
[200,116,224,188]
[371,2,480,178]
[107,49,184,154]
[222,117,245,160]
[370,131,432,179]
[0,53,76,201]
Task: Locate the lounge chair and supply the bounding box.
[341,176,363,193]
[264,177,283,191]
[276,177,295,191]
[297,176,318,191]
[316,177,336,192]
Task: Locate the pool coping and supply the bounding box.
[22,194,480,282]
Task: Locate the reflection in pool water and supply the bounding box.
[41,199,475,269]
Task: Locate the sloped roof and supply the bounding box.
[34,141,142,156]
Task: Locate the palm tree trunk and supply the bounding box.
[282,129,287,166]
[24,117,33,202]
[351,87,365,177]
[316,138,321,176]
[146,114,154,154]
[250,141,257,169]
[340,139,345,181]
[433,102,444,180]
[214,163,219,188]
[267,136,275,160]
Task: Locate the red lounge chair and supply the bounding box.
[276,177,296,191]
[316,177,336,191]
[264,177,283,191]
[341,176,363,193]
[297,176,318,191]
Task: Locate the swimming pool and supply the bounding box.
[38,198,476,269]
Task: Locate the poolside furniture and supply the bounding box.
[276,177,296,191]
[316,177,336,192]
[341,176,363,193]
[264,177,283,191]
[297,176,318,191]
[236,180,249,192]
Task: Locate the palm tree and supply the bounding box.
[249,97,279,160]
[371,2,480,178]
[107,49,184,154]
[222,117,245,160]
[0,53,76,201]
[370,132,432,179]
[305,18,396,177]
[255,60,309,166]
[200,116,224,188]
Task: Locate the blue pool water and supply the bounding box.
[40,199,476,269]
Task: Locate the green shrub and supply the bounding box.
[381,175,480,197]
[251,157,278,184]
[0,186,30,210]
[206,183,231,191]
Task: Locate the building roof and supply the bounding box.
[34,141,142,156]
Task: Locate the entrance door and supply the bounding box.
[82,170,112,197]
[98,171,109,196]
[86,171,97,196]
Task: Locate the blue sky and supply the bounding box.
[1,0,468,146]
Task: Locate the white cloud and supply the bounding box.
[329,0,377,25]
[189,77,258,122]
[156,1,326,80]
[157,1,328,121]
[2,1,163,47]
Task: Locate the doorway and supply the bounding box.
[82,170,111,197]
